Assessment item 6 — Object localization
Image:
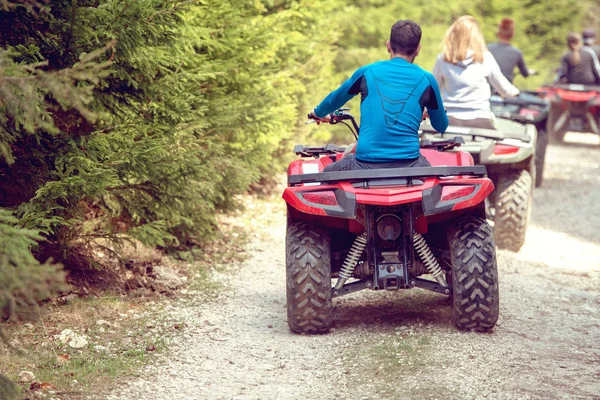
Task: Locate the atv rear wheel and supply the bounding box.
[494,169,532,252]
[448,217,499,332]
[286,220,333,334]
[534,129,548,187]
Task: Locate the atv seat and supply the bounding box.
[420,119,532,143]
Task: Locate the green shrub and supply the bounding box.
[0,0,346,309]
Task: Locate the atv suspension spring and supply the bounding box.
[413,233,448,287]
[334,232,368,290]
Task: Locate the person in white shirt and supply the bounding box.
[432,15,520,129]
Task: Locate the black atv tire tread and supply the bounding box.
[286,220,333,333]
[448,217,499,331]
[534,130,548,187]
[494,169,532,252]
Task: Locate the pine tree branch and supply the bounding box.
[0,40,115,139]
[106,182,153,192]
[0,0,48,13]
[110,0,131,25]
[64,0,78,55]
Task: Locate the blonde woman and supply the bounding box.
[432,15,519,129]
[556,32,600,85]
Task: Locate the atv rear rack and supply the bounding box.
[288,165,487,185]
[420,136,465,151]
[293,144,347,158]
[420,122,531,143]
[490,93,548,108]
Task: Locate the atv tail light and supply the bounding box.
[519,109,539,118]
[441,185,475,201]
[493,144,519,155]
[301,190,338,206]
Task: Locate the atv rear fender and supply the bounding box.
[283,161,494,235]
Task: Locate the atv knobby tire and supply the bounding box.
[535,129,548,187]
[494,169,532,252]
[286,220,333,333]
[448,217,499,331]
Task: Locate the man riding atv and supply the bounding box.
[309,20,448,171]
[286,19,500,334]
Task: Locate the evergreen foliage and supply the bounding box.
[0,207,64,396]
[0,209,64,320]
[0,0,344,311]
[334,0,585,80]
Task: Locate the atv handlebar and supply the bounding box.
[307,109,359,140]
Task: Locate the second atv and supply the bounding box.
[490,92,549,188]
[421,117,536,252]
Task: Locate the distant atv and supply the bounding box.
[490,92,549,187]
[540,83,600,142]
[421,119,536,252]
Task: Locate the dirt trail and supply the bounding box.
[106,133,600,400]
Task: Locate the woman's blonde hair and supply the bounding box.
[567,32,583,65]
[443,15,486,64]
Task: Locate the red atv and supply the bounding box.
[541,83,600,142]
[283,110,499,333]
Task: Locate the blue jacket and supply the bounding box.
[314,57,448,162]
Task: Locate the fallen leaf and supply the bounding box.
[57,354,70,364]
[40,382,57,390]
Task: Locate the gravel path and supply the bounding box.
[106,133,600,400]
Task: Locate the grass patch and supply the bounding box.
[0,295,173,399]
[0,187,275,399]
[367,334,432,372]
[0,231,251,399]
[342,333,456,398]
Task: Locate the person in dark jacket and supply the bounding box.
[488,18,535,83]
[556,32,600,85]
[582,28,600,60]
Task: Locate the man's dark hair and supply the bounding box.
[582,28,596,40]
[390,20,422,55]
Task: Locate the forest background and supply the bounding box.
[0,0,598,343]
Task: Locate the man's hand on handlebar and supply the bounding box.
[308,111,331,125]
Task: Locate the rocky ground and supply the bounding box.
[104,133,600,400]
